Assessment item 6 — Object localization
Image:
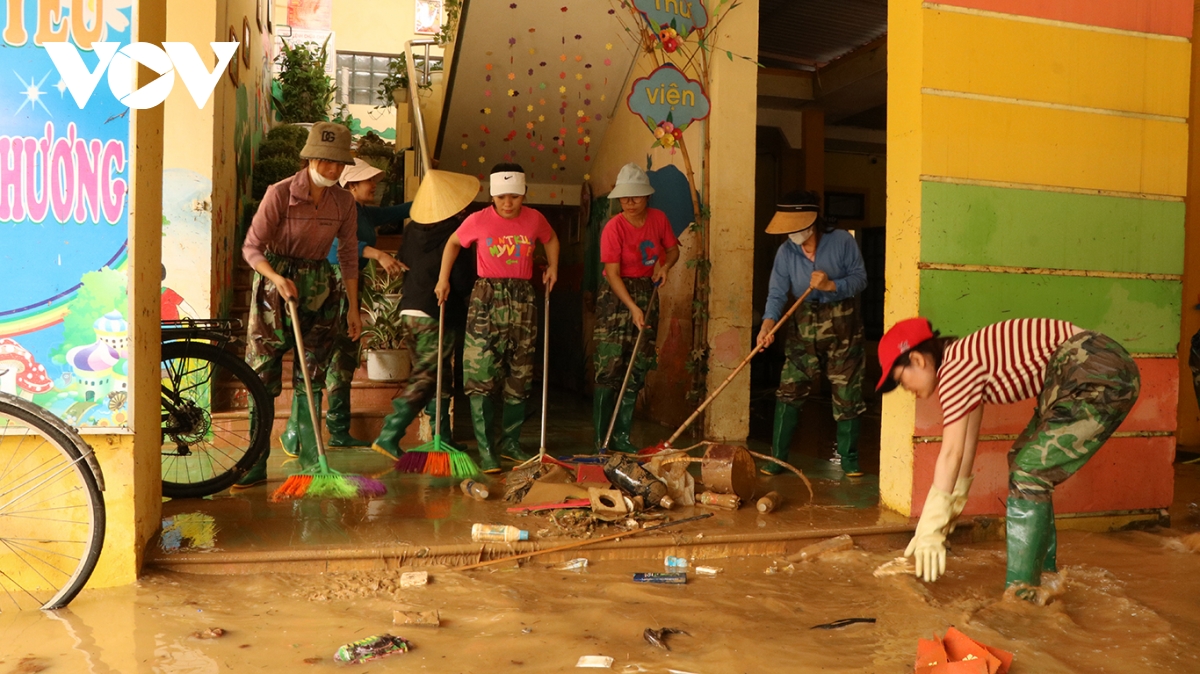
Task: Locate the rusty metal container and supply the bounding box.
[700,444,757,502]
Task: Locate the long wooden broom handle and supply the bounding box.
[665,286,815,446]
[603,285,660,452]
[286,297,328,461]
[434,302,445,433]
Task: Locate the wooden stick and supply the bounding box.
[603,286,660,452]
[745,449,813,502]
[451,513,714,572]
[666,286,815,446]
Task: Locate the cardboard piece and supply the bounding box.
[520,481,591,505]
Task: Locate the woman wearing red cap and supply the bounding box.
[876,317,1139,598]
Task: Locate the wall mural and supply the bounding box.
[0,0,133,428]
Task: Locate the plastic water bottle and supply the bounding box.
[460,479,489,501]
[471,523,528,543]
[664,555,688,569]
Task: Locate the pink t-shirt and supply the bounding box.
[456,206,555,279]
[600,208,679,278]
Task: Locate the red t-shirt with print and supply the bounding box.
[456,206,555,279]
[600,208,678,278]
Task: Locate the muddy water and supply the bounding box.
[2,528,1198,673]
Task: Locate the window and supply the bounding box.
[336,52,395,106]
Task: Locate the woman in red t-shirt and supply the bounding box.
[877,317,1139,599]
[593,163,679,452]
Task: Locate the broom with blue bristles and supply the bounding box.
[395,303,479,479]
[272,297,387,501]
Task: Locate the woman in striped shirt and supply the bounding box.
[877,317,1140,599]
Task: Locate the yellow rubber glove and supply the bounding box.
[945,475,975,535]
[904,485,956,582]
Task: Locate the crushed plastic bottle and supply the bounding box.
[333,634,411,664]
[460,479,489,500]
[664,555,689,569]
[603,454,671,508]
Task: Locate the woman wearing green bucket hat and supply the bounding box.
[593,163,679,452]
[235,122,360,490]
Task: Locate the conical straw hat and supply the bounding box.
[410,170,480,224]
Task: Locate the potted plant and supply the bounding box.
[359,260,408,381]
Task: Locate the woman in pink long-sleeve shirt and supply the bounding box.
[233,122,360,490]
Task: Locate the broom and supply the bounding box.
[396,303,479,478]
[272,297,387,501]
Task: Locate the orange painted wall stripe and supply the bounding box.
[915,358,1179,436]
[935,0,1193,38]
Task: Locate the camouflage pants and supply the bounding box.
[593,278,658,391]
[777,298,865,421]
[245,253,343,397]
[463,279,537,402]
[325,265,360,398]
[1008,331,1140,502]
[396,314,457,408]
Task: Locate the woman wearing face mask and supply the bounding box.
[235,122,360,490]
[755,191,868,477]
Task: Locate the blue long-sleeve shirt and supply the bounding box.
[763,229,867,320]
[327,201,412,269]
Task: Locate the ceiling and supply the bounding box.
[758,0,888,69]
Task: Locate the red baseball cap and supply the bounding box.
[876,317,934,392]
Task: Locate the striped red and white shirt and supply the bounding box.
[937,319,1080,426]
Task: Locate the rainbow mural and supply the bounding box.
[0,0,133,428]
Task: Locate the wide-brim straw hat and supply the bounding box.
[339,158,384,187]
[608,162,655,199]
[300,122,354,165]
[410,170,481,224]
[765,203,819,234]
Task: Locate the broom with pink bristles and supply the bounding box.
[395,303,479,479]
[271,297,387,501]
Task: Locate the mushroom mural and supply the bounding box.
[0,339,54,399]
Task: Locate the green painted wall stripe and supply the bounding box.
[919,270,1182,354]
[920,181,1185,275]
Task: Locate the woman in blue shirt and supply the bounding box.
[756,191,868,477]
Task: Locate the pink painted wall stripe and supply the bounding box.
[935,0,1193,38]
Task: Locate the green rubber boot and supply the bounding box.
[499,400,534,462]
[1044,508,1058,574]
[762,400,801,475]
[231,444,270,490]
[592,386,618,452]
[326,385,370,447]
[469,395,501,474]
[373,398,420,459]
[836,417,863,477]
[296,389,322,471]
[1005,496,1055,599]
[608,390,640,454]
[279,393,303,458]
[425,397,466,452]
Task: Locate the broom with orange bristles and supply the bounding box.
[272,297,387,501]
[395,303,479,479]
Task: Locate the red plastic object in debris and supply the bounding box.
[638,442,669,456]
[914,628,1012,674]
[575,464,609,484]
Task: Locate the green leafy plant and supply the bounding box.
[375,53,443,109]
[435,0,462,46]
[273,37,336,123]
[359,260,406,351]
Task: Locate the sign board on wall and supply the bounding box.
[0,0,133,429]
[632,0,709,37]
[287,0,331,31]
[626,64,710,133]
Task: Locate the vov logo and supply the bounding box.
[44,42,240,110]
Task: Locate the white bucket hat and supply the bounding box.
[608,163,655,199]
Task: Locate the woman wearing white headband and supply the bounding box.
[435,163,560,472]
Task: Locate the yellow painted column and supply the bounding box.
[703,0,759,441]
[879,0,923,515]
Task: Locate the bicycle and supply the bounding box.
[160,319,273,498]
[0,391,106,610]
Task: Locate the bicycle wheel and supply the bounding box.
[0,392,105,611]
[161,341,273,498]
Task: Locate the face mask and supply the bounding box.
[789,227,814,245]
[309,164,338,188]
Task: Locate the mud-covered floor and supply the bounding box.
[3,515,1200,672]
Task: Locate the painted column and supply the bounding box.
[885,0,1190,518]
[703,0,758,441]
